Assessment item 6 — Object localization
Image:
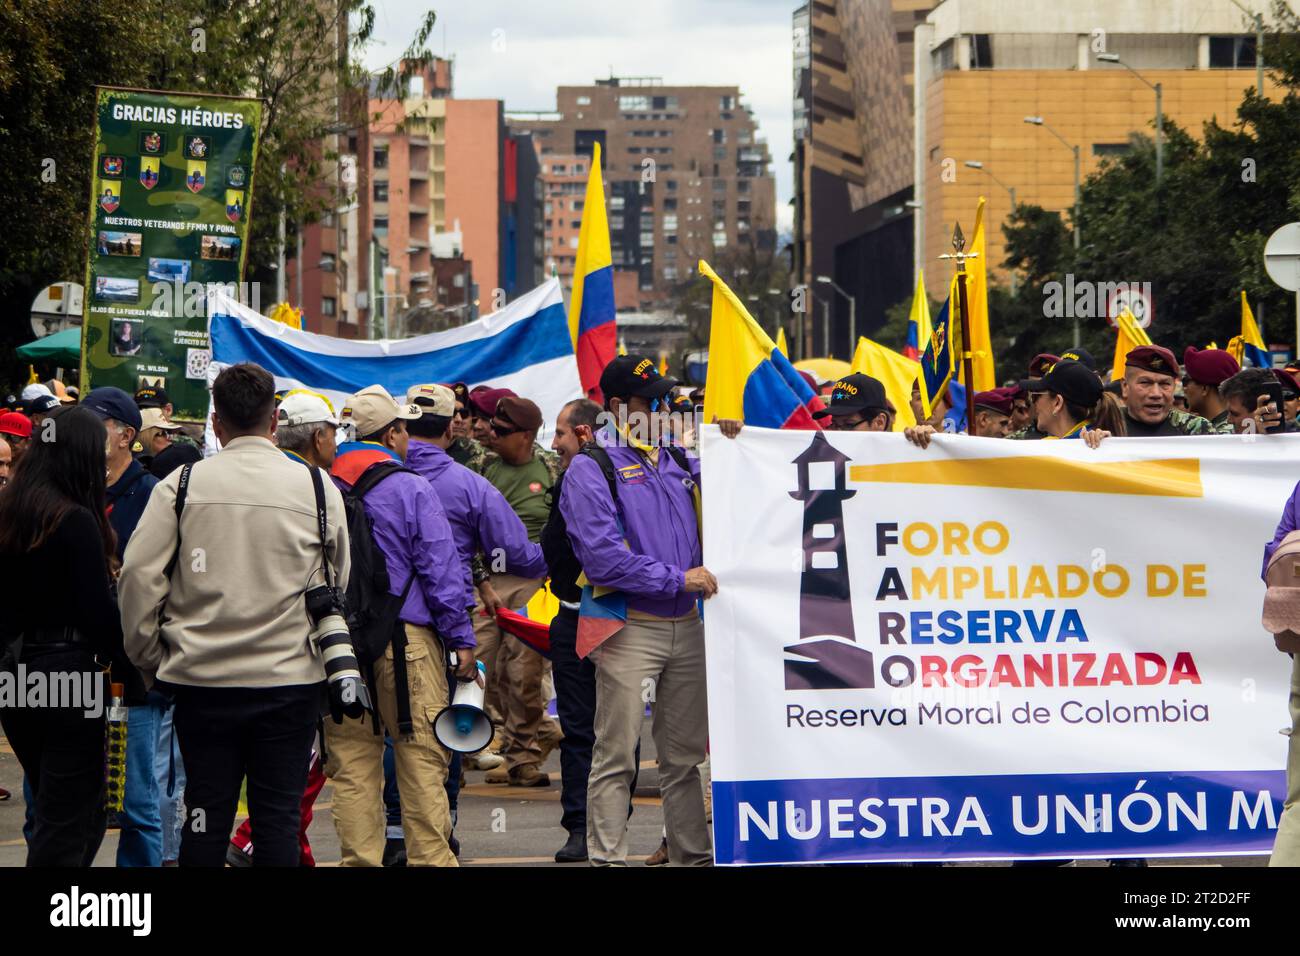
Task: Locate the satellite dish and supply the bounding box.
[1264,223,1300,292]
[30,282,84,338]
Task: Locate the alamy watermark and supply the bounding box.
[0,666,103,718]
[1042,274,1150,320]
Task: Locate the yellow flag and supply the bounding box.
[268,301,303,330]
[1110,307,1152,382]
[965,197,996,391]
[775,326,789,358]
[852,337,921,431]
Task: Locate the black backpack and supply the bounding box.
[315,460,420,735]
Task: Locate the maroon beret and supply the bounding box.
[1028,353,1060,377]
[1125,344,1180,379]
[997,383,1027,401]
[468,386,517,418]
[1182,347,1239,387]
[1274,368,1300,397]
[973,389,1013,416]
[492,395,543,432]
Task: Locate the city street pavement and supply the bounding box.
[0,718,1268,867]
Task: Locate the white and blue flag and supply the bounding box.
[207,278,582,436]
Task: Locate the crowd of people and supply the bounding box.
[1,340,1298,868]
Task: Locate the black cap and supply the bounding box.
[149,440,202,479]
[1020,360,1102,408]
[135,385,170,409]
[1056,347,1097,371]
[25,394,61,416]
[599,355,678,401]
[82,386,143,432]
[812,373,888,419]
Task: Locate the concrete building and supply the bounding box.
[915,0,1279,303]
[508,76,778,311]
[792,0,941,360]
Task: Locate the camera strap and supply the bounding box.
[162,462,195,581]
[309,465,333,590]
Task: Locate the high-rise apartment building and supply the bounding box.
[509,76,777,311]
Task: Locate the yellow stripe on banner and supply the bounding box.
[849,456,1203,498]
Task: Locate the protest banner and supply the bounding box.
[81,87,262,420]
[702,426,1295,864]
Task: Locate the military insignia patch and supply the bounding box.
[186,160,206,194]
[101,155,124,178]
[98,179,121,213]
[139,156,160,190]
[140,131,164,155]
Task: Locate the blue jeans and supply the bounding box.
[116,700,164,867]
[154,703,186,863]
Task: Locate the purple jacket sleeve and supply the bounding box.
[1264,482,1300,580]
[407,480,476,648]
[559,453,687,599]
[476,483,547,580]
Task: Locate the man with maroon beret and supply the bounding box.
[1122,345,1233,436]
[1182,347,1239,429]
[972,389,1013,438]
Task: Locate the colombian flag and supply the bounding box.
[699,260,825,428]
[1229,291,1270,369]
[904,269,932,362]
[568,143,617,402]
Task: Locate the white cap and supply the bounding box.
[20,384,52,402]
[277,390,340,428]
[140,408,182,432]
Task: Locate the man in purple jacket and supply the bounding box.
[326,384,477,867]
[560,355,719,866]
[403,383,548,777]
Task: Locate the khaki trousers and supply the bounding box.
[587,613,711,866]
[471,574,554,771]
[323,624,456,867]
[1271,654,1300,865]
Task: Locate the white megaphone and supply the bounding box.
[434,660,494,753]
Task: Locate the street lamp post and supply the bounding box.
[1025,116,1082,347]
[816,275,855,359]
[1095,53,1163,185]
[1226,0,1265,96]
[963,161,1019,296]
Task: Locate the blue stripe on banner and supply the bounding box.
[742,359,803,429]
[211,301,572,394]
[712,769,1284,864]
[577,264,615,338]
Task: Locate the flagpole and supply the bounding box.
[940,223,977,435]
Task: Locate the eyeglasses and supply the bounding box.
[453,407,470,419]
[490,420,521,437]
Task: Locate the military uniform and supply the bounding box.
[1123,408,1233,437]
[1007,423,1047,441]
[448,436,488,474]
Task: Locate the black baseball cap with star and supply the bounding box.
[599,355,678,401]
[812,373,888,419]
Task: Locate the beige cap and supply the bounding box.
[341,385,421,437]
[405,383,455,417]
[140,408,182,432]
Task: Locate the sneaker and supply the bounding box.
[645,837,669,866]
[0,787,10,801]
[484,765,511,784]
[465,751,504,771]
[225,842,253,868]
[383,837,407,867]
[507,765,551,788]
[555,829,588,863]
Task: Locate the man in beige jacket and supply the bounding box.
[120,363,352,867]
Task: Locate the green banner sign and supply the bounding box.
[81,87,262,420]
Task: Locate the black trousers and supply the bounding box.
[0,651,107,867]
[550,606,639,836]
[170,682,319,867]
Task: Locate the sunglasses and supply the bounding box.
[453,406,470,419]
[490,419,522,437]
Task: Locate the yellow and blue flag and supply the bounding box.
[851,337,920,430]
[700,260,824,428]
[1229,291,1270,369]
[904,270,932,362]
[568,143,617,401]
[918,274,959,420]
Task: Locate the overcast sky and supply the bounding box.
[362,0,797,231]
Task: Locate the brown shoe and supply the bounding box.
[484,764,511,784]
[508,765,551,788]
[645,837,669,866]
[537,721,564,764]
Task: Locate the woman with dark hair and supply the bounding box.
[0,405,144,866]
[1023,359,1127,445]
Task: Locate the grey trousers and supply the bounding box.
[587,612,711,866]
[1271,653,1300,865]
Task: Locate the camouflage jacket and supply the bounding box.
[1125,409,1235,437]
[448,436,488,474]
[1007,423,1047,441]
[472,443,560,586]
[480,443,562,485]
